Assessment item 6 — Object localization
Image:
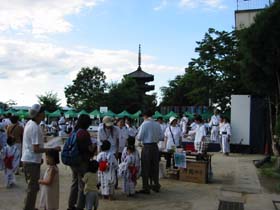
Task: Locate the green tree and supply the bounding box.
[161,28,247,110]
[106,77,156,113]
[0,101,8,110]
[188,28,247,110]
[37,91,61,112]
[240,1,280,116]
[239,1,280,155]
[64,67,107,111]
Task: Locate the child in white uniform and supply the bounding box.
[220,117,231,155]
[119,137,141,196]
[97,140,118,200]
[1,136,20,188]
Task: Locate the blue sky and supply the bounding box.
[0,0,269,106]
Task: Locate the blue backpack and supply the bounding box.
[61,129,81,166]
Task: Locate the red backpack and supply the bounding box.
[99,160,108,172]
[4,151,14,170]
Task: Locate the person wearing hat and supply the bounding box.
[21,104,61,210]
[164,116,182,169]
[136,109,163,194]
[97,116,119,155]
[97,116,120,189]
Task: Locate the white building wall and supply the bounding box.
[231,95,251,145]
[235,9,262,30]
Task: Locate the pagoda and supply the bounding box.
[125,45,155,93]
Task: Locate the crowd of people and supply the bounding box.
[0,104,231,210]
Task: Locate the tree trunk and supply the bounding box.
[269,97,279,156]
[277,157,280,169]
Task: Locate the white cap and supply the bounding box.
[169,116,177,124]
[102,116,114,127]
[29,104,42,118]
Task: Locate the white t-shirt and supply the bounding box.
[194,124,206,143]
[164,126,182,150]
[21,120,44,163]
[118,126,129,152]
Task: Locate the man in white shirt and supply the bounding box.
[22,104,60,210]
[136,109,163,194]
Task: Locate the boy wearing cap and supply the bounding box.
[22,104,61,210]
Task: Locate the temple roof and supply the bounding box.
[125,44,154,81]
[126,66,154,79]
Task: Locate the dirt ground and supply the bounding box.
[0,153,278,210]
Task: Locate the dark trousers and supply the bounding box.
[165,152,175,169]
[141,143,160,191]
[23,162,41,210]
[68,162,88,209]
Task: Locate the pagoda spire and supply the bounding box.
[138,44,141,68]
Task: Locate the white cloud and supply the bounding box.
[154,0,168,11]
[179,0,226,9]
[0,38,183,106]
[0,0,102,35]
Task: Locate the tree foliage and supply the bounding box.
[0,102,8,110]
[64,67,107,111]
[239,1,280,100]
[37,91,61,112]
[161,28,248,110]
[106,76,156,113]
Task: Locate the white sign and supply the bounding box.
[100,106,108,113]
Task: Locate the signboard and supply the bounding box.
[174,152,187,168]
[99,106,108,113]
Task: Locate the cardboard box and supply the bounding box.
[166,168,180,180]
[179,161,208,183]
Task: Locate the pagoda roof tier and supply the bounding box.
[126,66,154,82]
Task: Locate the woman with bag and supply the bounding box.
[164,117,182,169]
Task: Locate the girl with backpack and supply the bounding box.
[97,140,118,200]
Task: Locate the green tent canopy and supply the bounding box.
[164,111,178,120]
[16,110,29,119]
[101,110,116,118]
[0,109,5,115]
[48,110,62,118]
[184,111,194,120]
[4,109,17,115]
[116,110,131,118]
[78,110,89,116]
[64,110,78,118]
[130,110,141,119]
[153,111,163,119]
[44,111,50,117]
[89,109,101,119]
